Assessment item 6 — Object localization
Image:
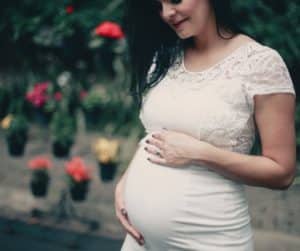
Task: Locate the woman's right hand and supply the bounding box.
[114,182,145,246]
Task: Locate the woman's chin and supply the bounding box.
[177,31,193,40]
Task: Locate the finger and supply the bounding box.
[117,212,143,241]
[152,131,165,141]
[144,145,163,156]
[147,156,167,165]
[147,137,164,149]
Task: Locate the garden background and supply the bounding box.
[0,1,299,250]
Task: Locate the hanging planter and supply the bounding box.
[27,156,52,198]
[65,157,92,202]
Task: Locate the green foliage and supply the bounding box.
[5,114,29,145]
[233,1,300,68]
[50,110,76,146]
[81,91,104,111]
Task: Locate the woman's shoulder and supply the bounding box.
[245,39,285,66]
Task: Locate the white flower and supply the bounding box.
[57,71,72,87]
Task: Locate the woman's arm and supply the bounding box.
[190,93,296,190]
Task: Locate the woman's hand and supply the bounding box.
[114,182,145,246]
[144,128,208,167]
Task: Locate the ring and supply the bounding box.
[120,208,127,215]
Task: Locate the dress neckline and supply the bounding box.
[180,41,258,74]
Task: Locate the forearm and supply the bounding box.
[190,141,293,190]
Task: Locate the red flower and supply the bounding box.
[26,82,51,108]
[28,156,52,170]
[94,21,125,39]
[65,5,74,14]
[54,92,63,101]
[65,157,91,183]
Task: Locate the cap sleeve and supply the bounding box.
[243,47,296,112]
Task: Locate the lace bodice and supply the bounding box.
[139,41,296,154]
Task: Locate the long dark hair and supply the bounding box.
[123,0,250,109]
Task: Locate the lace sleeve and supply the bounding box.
[244,48,296,112]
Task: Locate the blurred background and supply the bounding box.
[0,1,299,250]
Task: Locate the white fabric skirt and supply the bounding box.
[120,136,254,251]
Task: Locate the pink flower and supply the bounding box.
[54,92,63,101]
[65,157,91,183]
[28,156,52,170]
[26,82,51,108]
[94,21,125,39]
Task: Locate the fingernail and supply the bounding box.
[139,239,144,245]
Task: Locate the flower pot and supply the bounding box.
[98,162,117,182]
[70,181,89,202]
[83,108,103,130]
[52,141,71,158]
[30,179,49,198]
[6,140,26,156]
[30,171,50,198]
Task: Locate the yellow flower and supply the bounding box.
[1,114,13,129]
[92,137,120,164]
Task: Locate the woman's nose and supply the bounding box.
[160,3,176,21]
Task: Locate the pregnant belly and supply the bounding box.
[123,145,252,249]
[123,146,189,242]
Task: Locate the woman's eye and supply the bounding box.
[170,0,182,4]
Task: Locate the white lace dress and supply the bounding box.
[120,41,296,251]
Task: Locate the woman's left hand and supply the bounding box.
[144,128,207,167]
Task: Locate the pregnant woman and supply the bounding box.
[115,0,297,250]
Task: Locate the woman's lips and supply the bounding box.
[173,19,188,29]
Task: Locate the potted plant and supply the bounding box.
[50,110,77,157]
[92,137,120,182]
[89,21,125,78]
[25,81,54,125]
[28,156,52,197]
[81,90,104,130]
[1,114,29,156]
[65,157,91,202]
